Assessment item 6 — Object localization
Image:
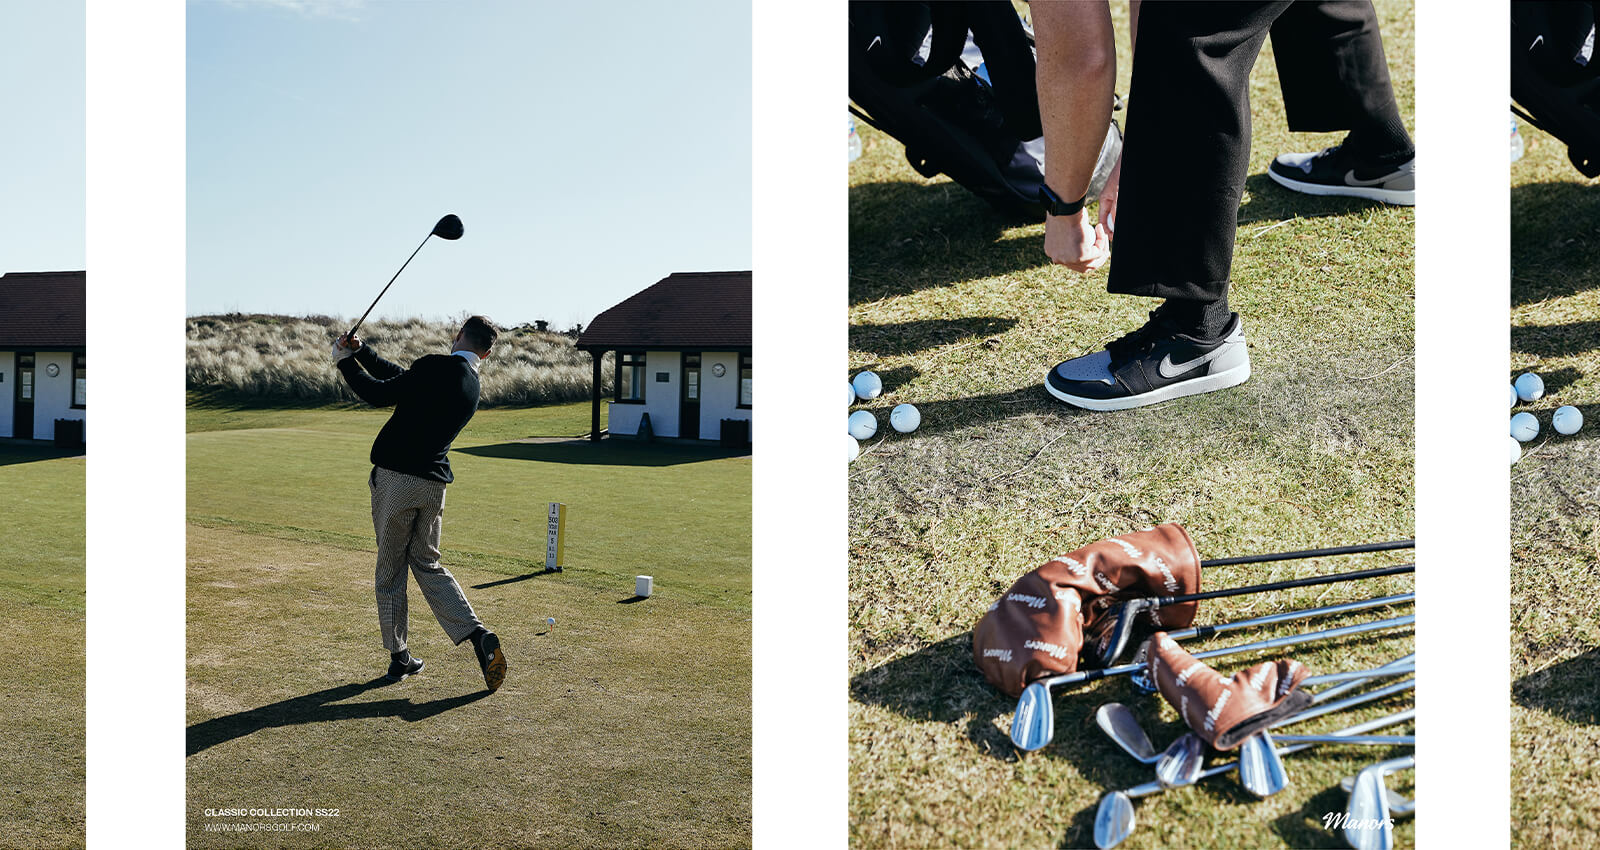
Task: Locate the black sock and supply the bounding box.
[1342,113,1414,166]
[467,627,487,645]
[1157,297,1232,339]
[391,649,412,664]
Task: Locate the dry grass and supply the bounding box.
[1509,118,1600,847]
[187,314,610,406]
[849,1,1415,846]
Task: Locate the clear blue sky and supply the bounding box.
[0,1,85,273]
[186,0,751,330]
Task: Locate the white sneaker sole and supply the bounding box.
[1046,361,1251,411]
[1267,168,1414,206]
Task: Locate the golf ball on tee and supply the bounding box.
[1510,384,1518,409]
[848,434,860,462]
[1554,405,1584,435]
[547,617,555,626]
[889,403,921,433]
[1510,436,1521,465]
[852,370,883,400]
[1511,411,1540,442]
[848,382,857,407]
[848,410,878,440]
[1514,372,1545,402]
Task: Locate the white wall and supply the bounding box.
[642,351,681,437]
[34,351,84,441]
[700,351,751,440]
[0,351,12,437]
[605,350,751,442]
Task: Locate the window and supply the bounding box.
[738,353,752,407]
[18,353,33,402]
[72,353,85,408]
[617,352,646,402]
[684,354,700,402]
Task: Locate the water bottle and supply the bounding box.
[1511,116,1525,163]
[849,116,862,163]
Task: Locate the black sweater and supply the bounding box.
[336,346,480,483]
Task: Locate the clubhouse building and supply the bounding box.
[0,271,86,445]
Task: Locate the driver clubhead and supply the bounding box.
[432,214,464,240]
[1010,681,1055,753]
[1093,791,1136,850]
[1154,732,1205,788]
[1087,599,1147,668]
[1345,766,1396,850]
[1237,731,1289,798]
[1096,703,1159,764]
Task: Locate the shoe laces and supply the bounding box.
[1105,309,1181,363]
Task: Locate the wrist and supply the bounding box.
[1040,182,1088,218]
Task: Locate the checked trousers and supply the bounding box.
[369,466,484,653]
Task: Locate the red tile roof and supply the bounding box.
[578,271,751,351]
[0,271,86,348]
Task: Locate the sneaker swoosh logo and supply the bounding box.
[1343,169,1397,187]
[1157,347,1228,379]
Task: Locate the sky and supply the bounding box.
[186,0,752,330]
[0,1,86,273]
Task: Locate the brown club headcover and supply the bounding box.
[1145,632,1313,751]
[972,524,1202,698]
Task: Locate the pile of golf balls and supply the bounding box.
[848,370,921,462]
[1509,371,1584,464]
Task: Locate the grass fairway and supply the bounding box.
[0,443,85,849]
[186,398,751,848]
[1510,119,1600,847]
[848,2,1414,847]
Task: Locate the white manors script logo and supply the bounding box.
[983,648,1013,662]
[1151,555,1180,594]
[1024,640,1070,660]
[1008,593,1048,609]
[1111,538,1144,558]
[1054,555,1089,576]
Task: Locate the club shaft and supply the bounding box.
[1272,735,1413,745]
[349,232,433,338]
[1163,593,1413,644]
[1200,539,1414,568]
[1160,564,1414,606]
[1300,666,1414,687]
[1293,678,1415,721]
[1312,652,1415,703]
[1124,709,1415,800]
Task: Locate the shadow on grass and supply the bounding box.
[1513,646,1600,725]
[848,632,1019,761]
[457,439,748,467]
[852,317,1019,359]
[470,568,560,589]
[1514,181,1600,307]
[1514,323,1600,361]
[186,678,491,756]
[1235,172,1398,226]
[0,442,82,467]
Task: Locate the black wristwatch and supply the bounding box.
[1039,183,1087,217]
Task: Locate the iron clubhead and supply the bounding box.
[1093,791,1136,850]
[432,214,464,240]
[1154,732,1205,788]
[1010,681,1055,752]
[1096,703,1159,764]
[1345,764,1397,850]
[1237,731,1289,797]
[1339,776,1413,818]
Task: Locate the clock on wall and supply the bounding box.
[45,363,60,377]
[711,363,726,377]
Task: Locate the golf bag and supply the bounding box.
[847,0,1120,220]
[972,524,1201,698]
[1512,1,1600,176]
[1145,633,1312,750]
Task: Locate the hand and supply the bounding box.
[1043,209,1110,272]
[332,333,360,361]
[1097,152,1122,238]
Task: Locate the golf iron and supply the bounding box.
[1340,774,1415,818]
[1123,593,1414,669]
[347,214,465,340]
[1012,613,1414,752]
[1344,754,1415,850]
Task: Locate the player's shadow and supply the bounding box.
[471,568,560,589]
[1513,646,1600,725]
[1235,172,1404,226]
[1513,323,1600,361]
[1513,181,1600,306]
[186,679,491,756]
[851,317,1019,359]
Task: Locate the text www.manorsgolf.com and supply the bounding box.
[202,822,321,833]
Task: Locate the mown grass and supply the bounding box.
[849,2,1414,847]
[1509,118,1600,847]
[186,401,750,848]
[187,314,611,406]
[0,444,85,849]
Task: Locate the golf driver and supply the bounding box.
[346,214,465,340]
[1012,613,1414,752]
[1093,709,1415,849]
[1088,563,1415,668]
[1199,539,1413,568]
[1345,754,1415,850]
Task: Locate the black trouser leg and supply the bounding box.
[1272,0,1412,159]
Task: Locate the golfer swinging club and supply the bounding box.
[334,315,506,692]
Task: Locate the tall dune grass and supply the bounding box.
[187,314,610,406]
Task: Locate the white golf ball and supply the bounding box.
[1510,435,1521,465]
[547,617,556,626]
[1510,384,1518,409]
[848,382,857,407]
[1511,411,1540,442]
[1554,405,1584,435]
[889,403,921,433]
[852,370,883,400]
[847,434,860,462]
[1514,372,1545,402]
[848,409,878,440]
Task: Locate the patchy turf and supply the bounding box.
[1509,119,1600,847]
[0,443,85,849]
[848,2,1414,847]
[186,401,750,848]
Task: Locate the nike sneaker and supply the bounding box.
[1267,144,1414,206]
[1045,312,1250,411]
[385,653,424,682]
